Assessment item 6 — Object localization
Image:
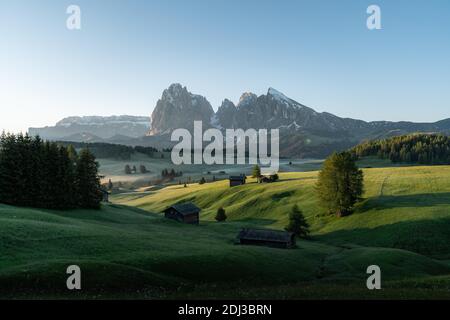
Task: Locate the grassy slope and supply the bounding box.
[113,166,450,257]
[1,165,450,298]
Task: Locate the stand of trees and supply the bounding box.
[0,133,103,210]
[351,134,450,164]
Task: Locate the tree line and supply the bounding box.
[351,133,450,165]
[58,141,159,160]
[0,133,103,210]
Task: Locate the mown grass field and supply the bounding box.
[1,165,450,299]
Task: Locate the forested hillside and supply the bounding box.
[351,134,450,164]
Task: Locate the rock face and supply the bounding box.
[149,83,214,135]
[147,84,450,157]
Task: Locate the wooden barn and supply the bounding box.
[236,228,296,249]
[163,202,200,225]
[229,175,246,187]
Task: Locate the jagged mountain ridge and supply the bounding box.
[28,84,450,157]
[147,84,450,157]
[151,84,450,139]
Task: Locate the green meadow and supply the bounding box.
[1,165,450,299]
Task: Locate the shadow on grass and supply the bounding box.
[315,217,450,257]
[358,192,450,211]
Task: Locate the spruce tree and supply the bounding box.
[252,165,261,179]
[56,146,76,209]
[316,152,364,217]
[0,133,19,205]
[215,207,227,222]
[75,149,103,209]
[285,205,309,238]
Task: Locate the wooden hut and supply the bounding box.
[229,175,246,187]
[236,228,296,249]
[163,202,200,225]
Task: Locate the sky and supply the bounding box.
[1,0,450,133]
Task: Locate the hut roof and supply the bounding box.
[164,202,200,216]
[229,175,246,181]
[237,228,294,243]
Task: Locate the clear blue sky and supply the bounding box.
[1,0,449,133]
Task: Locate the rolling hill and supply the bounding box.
[1,165,449,299]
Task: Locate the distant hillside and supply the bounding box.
[29,115,150,140]
[351,133,450,165]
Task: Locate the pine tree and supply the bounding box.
[139,165,148,174]
[0,133,19,205]
[252,165,261,179]
[108,179,113,190]
[215,207,227,222]
[316,152,364,217]
[285,205,309,238]
[56,146,76,209]
[75,149,103,209]
[67,144,78,163]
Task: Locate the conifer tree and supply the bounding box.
[75,149,103,209]
[215,207,227,222]
[285,205,309,238]
[316,152,364,217]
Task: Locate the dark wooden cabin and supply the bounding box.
[236,228,296,249]
[229,175,246,187]
[163,202,200,225]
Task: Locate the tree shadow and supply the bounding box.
[358,192,450,211]
[315,217,450,257]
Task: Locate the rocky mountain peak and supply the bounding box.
[267,87,292,103]
[220,99,236,109]
[149,84,214,135]
[237,92,258,108]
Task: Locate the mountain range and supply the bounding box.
[29,84,450,158]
